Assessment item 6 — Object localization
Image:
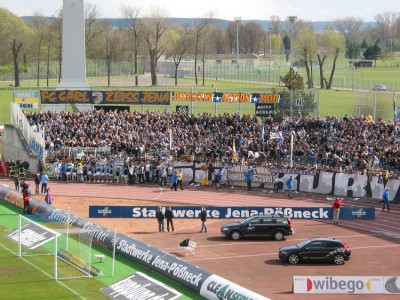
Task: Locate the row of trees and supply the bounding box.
[0,4,399,88]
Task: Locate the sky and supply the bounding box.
[0,0,399,22]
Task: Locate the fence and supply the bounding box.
[354,90,397,121]
[1,59,398,93]
[10,103,45,160]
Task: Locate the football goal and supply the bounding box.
[13,215,96,280]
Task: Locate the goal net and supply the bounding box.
[12,215,95,280]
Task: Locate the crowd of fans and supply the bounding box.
[22,109,400,180]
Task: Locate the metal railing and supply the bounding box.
[10,103,45,160]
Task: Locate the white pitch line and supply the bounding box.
[0,243,86,300]
[184,244,400,261]
[151,186,163,201]
[161,233,381,251]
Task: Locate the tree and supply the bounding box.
[334,17,364,47]
[10,39,23,87]
[374,12,398,55]
[280,67,304,90]
[100,23,120,87]
[85,2,106,56]
[346,43,361,59]
[29,12,49,87]
[317,30,346,89]
[282,35,290,62]
[165,25,190,86]
[192,13,216,86]
[142,8,167,86]
[269,15,283,35]
[207,24,227,54]
[363,44,382,66]
[242,21,263,54]
[294,26,316,88]
[121,5,143,86]
[0,8,33,86]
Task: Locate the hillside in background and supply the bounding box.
[21,16,375,33]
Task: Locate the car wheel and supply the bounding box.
[274,230,284,241]
[333,254,345,265]
[287,253,300,265]
[230,231,241,240]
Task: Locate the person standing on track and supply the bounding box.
[332,197,343,224]
[41,172,49,194]
[34,171,41,194]
[177,169,184,190]
[286,176,294,198]
[165,206,174,232]
[245,170,253,191]
[156,206,165,232]
[382,187,390,211]
[199,207,208,233]
[170,170,178,191]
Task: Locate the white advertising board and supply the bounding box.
[293,276,400,294]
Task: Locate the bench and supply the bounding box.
[178,239,197,256]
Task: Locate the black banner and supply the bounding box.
[40,91,170,105]
[176,105,189,113]
[255,103,275,117]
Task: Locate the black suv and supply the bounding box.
[278,237,351,265]
[221,215,294,241]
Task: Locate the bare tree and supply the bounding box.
[193,12,216,85]
[85,2,105,48]
[224,22,238,54]
[165,25,190,86]
[208,24,227,54]
[29,12,51,87]
[100,22,119,87]
[11,39,23,87]
[121,4,143,86]
[269,15,283,34]
[242,21,263,54]
[142,8,168,86]
[334,17,364,46]
[374,12,399,55]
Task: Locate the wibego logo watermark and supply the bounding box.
[307,277,371,293]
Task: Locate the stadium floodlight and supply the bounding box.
[234,17,242,80]
[287,16,297,68]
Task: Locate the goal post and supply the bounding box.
[16,215,97,280]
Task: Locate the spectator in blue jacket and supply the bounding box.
[244,170,253,191]
[170,170,179,191]
[216,168,223,189]
[41,172,49,194]
[382,187,390,211]
[286,176,294,198]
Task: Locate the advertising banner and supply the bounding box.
[294,276,400,294]
[102,272,182,300]
[13,91,39,108]
[88,206,375,220]
[40,90,170,105]
[173,91,283,104]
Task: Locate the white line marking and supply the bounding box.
[151,186,163,201]
[0,243,86,299]
[184,244,400,261]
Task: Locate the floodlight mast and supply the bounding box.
[234,17,241,80]
[287,16,297,68]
